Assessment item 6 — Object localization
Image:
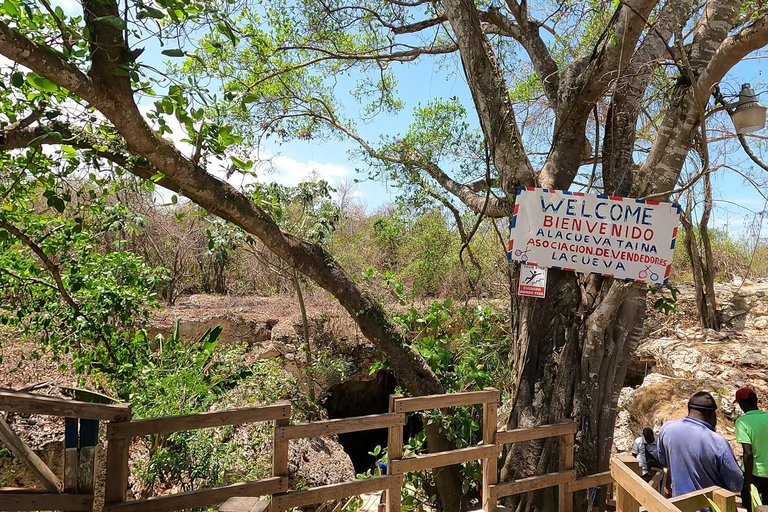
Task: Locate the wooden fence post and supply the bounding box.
[482,388,499,512]
[104,425,131,505]
[104,405,133,506]
[711,489,736,512]
[270,401,291,512]
[615,484,640,512]
[386,394,403,512]
[64,418,78,493]
[559,431,575,512]
[78,419,98,496]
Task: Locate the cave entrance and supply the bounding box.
[322,370,421,473]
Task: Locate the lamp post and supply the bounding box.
[730,83,767,134]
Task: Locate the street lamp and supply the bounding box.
[730,83,767,134]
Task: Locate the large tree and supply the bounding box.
[1,0,767,510]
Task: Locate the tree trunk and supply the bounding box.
[698,173,720,330]
[681,189,719,330]
[501,270,646,512]
[292,269,315,403]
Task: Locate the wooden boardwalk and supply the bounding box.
[0,388,740,512]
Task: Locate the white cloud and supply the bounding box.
[267,154,351,186]
[50,0,81,15]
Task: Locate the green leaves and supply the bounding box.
[27,74,59,93]
[137,6,164,19]
[94,15,127,31]
[10,72,23,88]
[231,156,252,170]
[1,0,20,16]
[161,49,186,57]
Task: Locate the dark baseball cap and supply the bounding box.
[734,388,757,403]
[688,391,718,411]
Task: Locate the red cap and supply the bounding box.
[734,388,757,403]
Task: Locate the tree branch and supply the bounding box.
[491,2,559,104]
[441,0,536,193]
[0,219,80,312]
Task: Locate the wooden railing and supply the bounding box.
[611,454,738,512]
[2,387,735,512]
[0,389,131,512]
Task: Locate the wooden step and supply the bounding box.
[219,497,269,512]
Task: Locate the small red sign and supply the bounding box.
[518,264,547,298]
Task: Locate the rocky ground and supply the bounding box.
[615,281,768,457]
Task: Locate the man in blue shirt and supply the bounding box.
[657,391,744,497]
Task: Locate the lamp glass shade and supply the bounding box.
[732,83,767,134]
[732,104,767,134]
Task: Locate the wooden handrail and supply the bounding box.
[611,455,738,512]
[389,444,499,474]
[497,421,577,444]
[566,471,613,492]
[612,455,679,512]
[107,402,291,438]
[275,413,405,441]
[0,389,131,422]
[0,489,93,511]
[668,487,719,512]
[271,475,401,511]
[393,389,499,413]
[102,477,288,512]
[491,470,577,499]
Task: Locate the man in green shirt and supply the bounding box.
[735,387,768,512]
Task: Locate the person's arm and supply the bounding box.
[720,443,746,493]
[638,446,649,475]
[736,419,753,490]
[743,443,754,489]
[658,433,672,496]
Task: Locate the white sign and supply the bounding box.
[507,187,680,285]
[518,264,547,298]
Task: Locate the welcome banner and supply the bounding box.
[507,187,681,285]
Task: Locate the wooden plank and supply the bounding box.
[0,389,131,421]
[712,489,737,512]
[390,444,499,474]
[109,403,291,439]
[610,457,678,512]
[560,432,575,512]
[0,416,61,492]
[393,390,499,413]
[64,418,78,493]
[491,470,576,499]
[270,402,291,512]
[0,490,92,511]
[497,422,578,444]
[566,471,613,492]
[272,475,398,510]
[78,419,98,496]
[103,477,288,512]
[218,497,269,512]
[104,424,131,505]
[617,484,640,512]
[667,486,719,512]
[482,391,499,512]
[386,394,403,512]
[276,413,405,441]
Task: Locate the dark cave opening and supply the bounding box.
[624,356,649,388]
[322,370,421,473]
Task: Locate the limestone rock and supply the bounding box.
[289,436,356,488]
